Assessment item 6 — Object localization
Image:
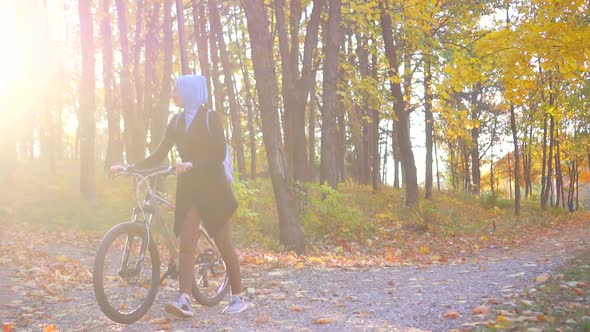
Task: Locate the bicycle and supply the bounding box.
[92,166,229,324]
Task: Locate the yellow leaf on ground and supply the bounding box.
[419,245,429,254]
[56,255,68,263]
[313,316,336,324]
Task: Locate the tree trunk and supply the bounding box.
[470,84,481,194]
[541,115,554,209]
[274,0,323,184]
[308,81,317,181]
[152,0,173,151]
[101,0,122,170]
[380,0,418,206]
[424,58,433,198]
[115,0,140,162]
[144,1,161,151]
[338,102,347,183]
[78,0,96,199]
[133,0,145,152]
[209,0,246,177]
[508,154,512,199]
[357,34,370,185]
[233,19,258,178]
[192,0,212,100]
[175,0,190,75]
[392,121,400,188]
[490,146,495,194]
[319,0,341,190]
[208,26,225,117]
[510,103,520,216]
[241,0,304,253]
[434,132,440,191]
[370,50,380,191]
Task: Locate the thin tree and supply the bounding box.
[379,0,418,206]
[209,0,246,177]
[101,0,122,170]
[152,0,173,149]
[320,0,342,190]
[510,103,520,215]
[424,58,433,198]
[78,0,96,199]
[175,0,190,75]
[115,0,139,162]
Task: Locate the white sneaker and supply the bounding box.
[222,295,248,314]
[165,293,193,318]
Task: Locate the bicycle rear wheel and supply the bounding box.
[93,222,160,324]
[192,232,229,306]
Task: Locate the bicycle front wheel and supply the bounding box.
[93,222,160,324]
[192,232,229,306]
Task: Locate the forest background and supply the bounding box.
[0,0,588,256]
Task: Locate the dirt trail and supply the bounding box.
[1,226,589,331]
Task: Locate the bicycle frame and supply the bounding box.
[118,167,220,285]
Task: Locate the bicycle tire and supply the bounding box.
[191,235,229,306]
[93,222,160,324]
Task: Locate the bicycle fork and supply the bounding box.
[118,211,153,279]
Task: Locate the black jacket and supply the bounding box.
[134,109,237,236]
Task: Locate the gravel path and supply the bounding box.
[2,226,589,331]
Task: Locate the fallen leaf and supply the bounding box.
[148,318,171,324]
[43,325,58,332]
[496,315,506,323]
[155,323,171,331]
[535,273,550,283]
[313,316,336,324]
[255,315,271,324]
[291,305,305,312]
[472,306,490,315]
[508,272,525,278]
[487,298,501,305]
[572,288,585,296]
[353,310,374,318]
[444,310,460,319]
[119,303,127,310]
[3,323,12,332]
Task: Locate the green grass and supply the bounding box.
[0,160,584,252]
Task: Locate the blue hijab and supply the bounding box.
[176,75,208,129]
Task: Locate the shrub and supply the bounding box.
[302,183,369,242]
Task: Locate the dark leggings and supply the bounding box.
[178,207,242,295]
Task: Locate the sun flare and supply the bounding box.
[0,5,25,99]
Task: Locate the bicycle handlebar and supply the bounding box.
[114,165,176,178]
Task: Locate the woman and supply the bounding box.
[112,75,247,317]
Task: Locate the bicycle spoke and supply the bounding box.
[101,231,155,315]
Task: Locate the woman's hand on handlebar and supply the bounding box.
[176,162,193,174]
[110,165,127,175]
